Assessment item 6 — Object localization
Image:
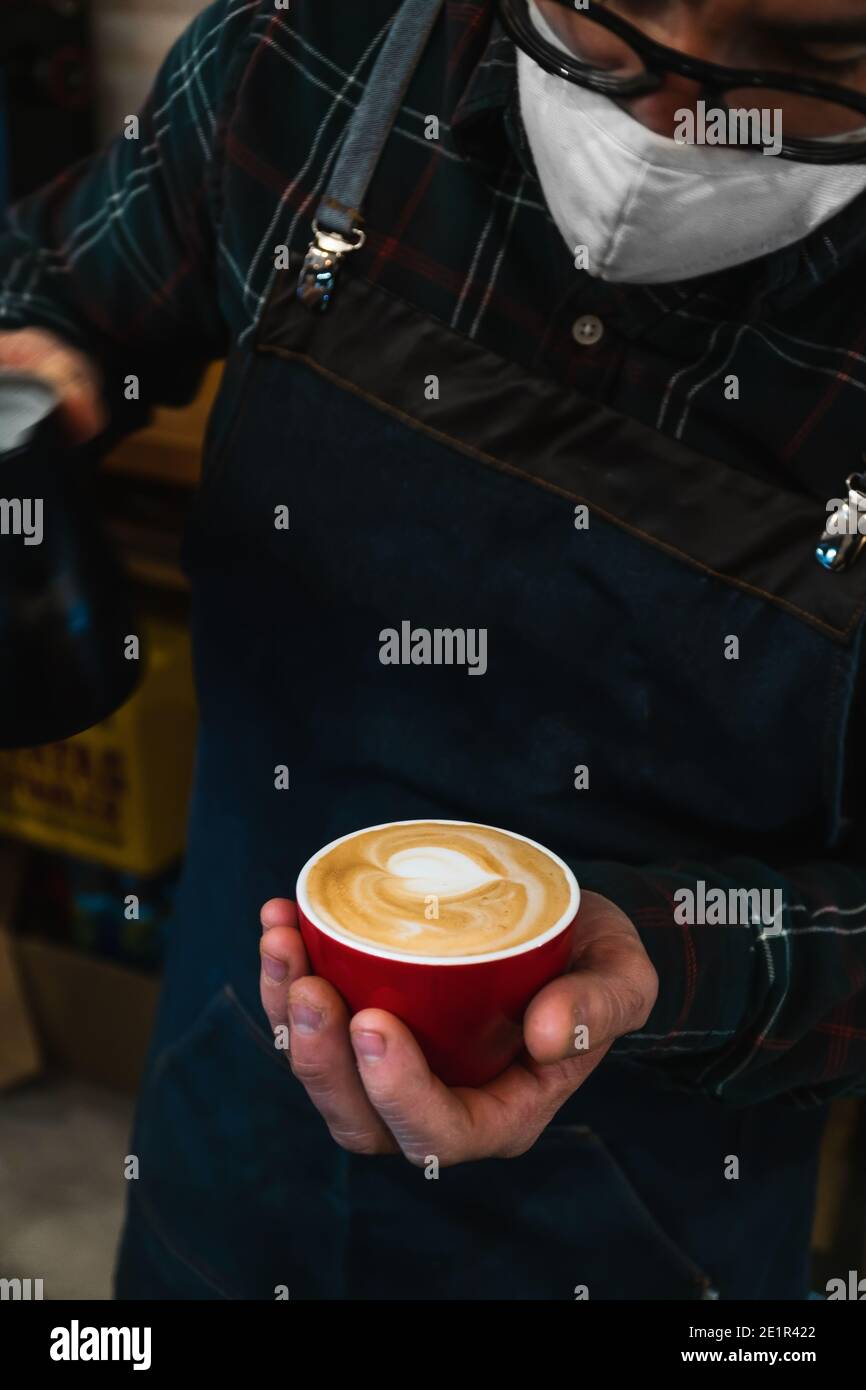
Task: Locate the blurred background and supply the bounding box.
[0,0,864,1301]
[0,0,216,1299]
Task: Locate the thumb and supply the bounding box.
[523,895,658,1064]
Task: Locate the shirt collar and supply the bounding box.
[449,10,866,313]
[450,9,519,174]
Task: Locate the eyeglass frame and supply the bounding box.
[497,0,866,163]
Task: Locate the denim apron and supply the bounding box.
[114,4,864,1302]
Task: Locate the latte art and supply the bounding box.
[305,822,572,957]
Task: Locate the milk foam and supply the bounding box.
[386,847,497,897]
[305,821,572,958]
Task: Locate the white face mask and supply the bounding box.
[517,2,866,284]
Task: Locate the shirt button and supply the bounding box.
[572,314,604,347]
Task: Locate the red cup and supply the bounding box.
[296,820,579,1087]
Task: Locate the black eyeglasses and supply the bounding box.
[498,0,866,164]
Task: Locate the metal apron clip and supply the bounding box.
[296,0,445,314]
[297,221,366,313]
[816,470,866,571]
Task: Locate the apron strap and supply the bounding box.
[297,0,445,312]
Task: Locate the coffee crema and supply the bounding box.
[305,822,572,957]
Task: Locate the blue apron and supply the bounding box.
[113,4,849,1302]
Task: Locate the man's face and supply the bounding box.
[536,0,866,137]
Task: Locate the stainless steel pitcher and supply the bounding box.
[0,371,140,747]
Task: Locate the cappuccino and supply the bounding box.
[304,821,572,957]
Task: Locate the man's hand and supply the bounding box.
[259,890,658,1165]
[0,328,106,444]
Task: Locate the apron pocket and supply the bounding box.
[345,1123,715,1300]
[131,984,349,1300]
[129,986,713,1300]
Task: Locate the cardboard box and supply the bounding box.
[12,936,160,1094]
[0,619,196,875]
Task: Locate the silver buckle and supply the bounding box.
[817,471,866,572]
[296,221,366,313]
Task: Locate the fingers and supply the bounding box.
[523,891,658,1067]
[258,899,396,1154]
[260,896,300,932]
[259,899,308,1035]
[0,328,107,444]
[349,1010,586,1163]
[349,1008,501,1165]
[287,980,398,1155]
